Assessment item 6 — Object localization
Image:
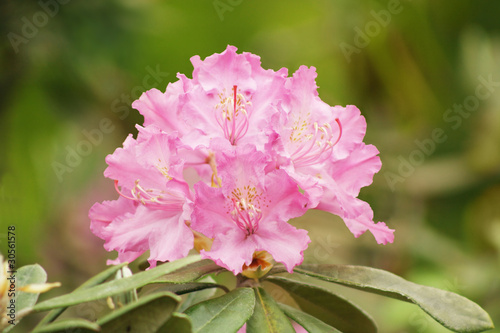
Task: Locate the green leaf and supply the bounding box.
[35,262,128,328]
[151,260,223,284]
[32,318,100,333]
[16,264,48,314]
[294,264,495,333]
[143,282,228,297]
[278,303,341,333]
[33,255,202,312]
[159,312,193,333]
[178,276,220,313]
[185,287,255,333]
[97,291,180,333]
[267,276,376,333]
[246,287,294,333]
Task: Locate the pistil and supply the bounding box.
[214,85,252,145]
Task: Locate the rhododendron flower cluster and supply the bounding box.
[89,45,394,275]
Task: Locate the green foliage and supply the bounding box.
[32,255,201,312]
[33,319,100,333]
[159,312,193,333]
[34,262,128,329]
[96,292,180,333]
[267,276,376,333]
[246,287,294,333]
[184,288,255,333]
[278,303,341,333]
[22,261,494,333]
[293,264,495,333]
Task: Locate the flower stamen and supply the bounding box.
[230,197,262,236]
[114,180,184,210]
[290,118,342,167]
[214,85,252,145]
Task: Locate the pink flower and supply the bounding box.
[315,143,394,244]
[90,46,393,272]
[270,66,394,244]
[191,145,310,274]
[132,75,193,137]
[133,45,287,150]
[89,126,194,267]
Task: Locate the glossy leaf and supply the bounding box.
[294,264,495,333]
[32,318,100,333]
[33,255,201,312]
[35,262,128,328]
[267,276,376,333]
[159,312,193,333]
[246,287,294,333]
[185,287,255,333]
[97,291,180,333]
[278,303,341,333]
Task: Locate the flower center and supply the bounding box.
[289,118,342,167]
[214,85,252,145]
[114,180,184,211]
[228,185,264,236]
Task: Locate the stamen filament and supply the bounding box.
[214,85,252,145]
[114,180,184,210]
[230,197,262,236]
[291,118,342,168]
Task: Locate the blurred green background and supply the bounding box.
[1,0,499,332]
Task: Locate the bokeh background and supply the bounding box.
[1,0,499,332]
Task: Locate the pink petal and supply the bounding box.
[331,105,367,160]
[191,182,235,237]
[329,143,381,197]
[105,128,190,198]
[321,196,394,245]
[285,65,319,98]
[89,196,137,242]
[107,251,143,265]
[131,75,191,134]
[89,197,144,265]
[105,205,194,263]
[202,219,310,275]
[201,229,257,274]
[262,169,310,221]
[253,220,310,273]
[278,164,324,209]
[104,134,143,189]
[191,45,255,93]
[215,144,268,195]
[135,128,185,180]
